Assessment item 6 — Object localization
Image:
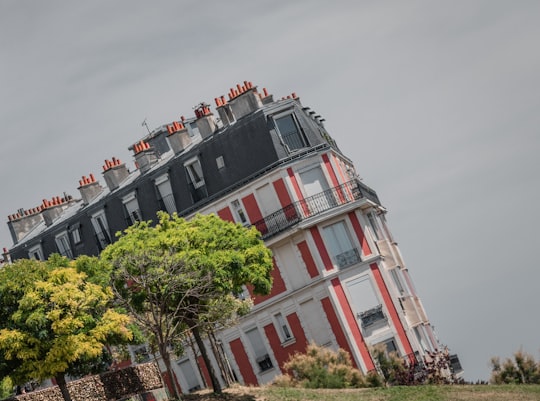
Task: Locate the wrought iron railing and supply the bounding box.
[252,179,380,239]
[358,304,387,328]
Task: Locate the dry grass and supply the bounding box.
[182,384,540,401]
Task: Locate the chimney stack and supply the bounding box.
[2,247,10,264]
[166,121,191,154]
[40,194,74,226]
[102,157,130,191]
[78,173,104,205]
[215,96,236,127]
[194,102,218,139]
[7,206,45,244]
[132,140,159,174]
[226,81,264,119]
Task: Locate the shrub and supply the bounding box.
[490,349,540,384]
[275,342,377,389]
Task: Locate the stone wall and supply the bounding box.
[11,363,166,401]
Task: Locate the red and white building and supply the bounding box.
[4,81,460,392]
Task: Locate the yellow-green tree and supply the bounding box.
[101,212,273,395]
[0,256,133,401]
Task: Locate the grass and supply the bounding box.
[183,384,540,401]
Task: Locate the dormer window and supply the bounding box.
[55,231,73,259]
[123,192,142,225]
[274,113,308,151]
[185,158,205,189]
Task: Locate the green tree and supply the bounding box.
[0,257,133,401]
[101,212,273,394]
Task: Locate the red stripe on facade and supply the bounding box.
[197,355,212,390]
[370,263,414,360]
[322,153,346,203]
[241,194,263,223]
[331,278,375,371]
[263,312,308,371]
[287,168,304,201]
[241,193,267,235]
[297,240,320,278]
[229,338,258,386]
[217,206,234,222]
[333,154,347,183]
[348,211,372,256]
[320,297,358,369]
[309,226,334,271]
[273,178,293,208]
[322,153,340,188]
[273,177,300,222]
[250,257,287,305]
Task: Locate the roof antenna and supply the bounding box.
[141,118,151,134]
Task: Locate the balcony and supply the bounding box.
[252,179,380,240]
[358,304,387,328]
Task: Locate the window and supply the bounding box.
[185,158,205,188]
[155,174,177,214]
[390,268,407,295]
[322,221,360,269]
[231,199,248,225]
[274,113,307,151]
[216,155,225,169]
[245,327,273,372]
[378,338,399,358]
[55,232,73,259]
[70,225,82,245]
[28,244,44,260]
[91,211,111,250]
[367,212,382,240]
[123,193,141,225]
[275,313,292,343]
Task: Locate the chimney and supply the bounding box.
[259,87,274,105]
[102,157,130,191]
[132,140,159,174]
[166,121,191,154]
[40,194,74,227]
[194,103,218,139]
[215,96,236,127]
[7,207,44,243]
[227,81,264,119]
[78,173,104,205]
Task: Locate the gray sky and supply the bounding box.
[1,0,539,382]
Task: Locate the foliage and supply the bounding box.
[371,345,457,386]
[275,342,374,389]
[101,212,273,395]
[0,376,13,400]
[490,349,540,384]
[0,256,133,401]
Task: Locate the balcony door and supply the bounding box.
[299,166,334,215]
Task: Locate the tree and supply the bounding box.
[0,256,133,401]
[101,212,273,394]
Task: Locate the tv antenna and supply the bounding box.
[141,118,151,134]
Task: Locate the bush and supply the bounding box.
[274,342,377,389]
[490,349,540,384]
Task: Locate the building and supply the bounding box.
[3,81,461,392]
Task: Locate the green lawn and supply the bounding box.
[184,385,540,401]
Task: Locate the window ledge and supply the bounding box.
[281,337,297,347]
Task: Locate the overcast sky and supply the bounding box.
[1,0,539,382]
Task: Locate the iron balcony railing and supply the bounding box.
[252,179,380,240]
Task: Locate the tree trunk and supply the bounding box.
[55,374,72,401]
[159,342,182,399]
[209,330,234,386]
[191,326,222,394]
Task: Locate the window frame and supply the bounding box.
[184,157,205,189]
[322,220,361,269]
[274,312,293,344]
[28,244,44,261]
[122,192,142,225]
[273,111,308,152]
[55,231,73,259]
